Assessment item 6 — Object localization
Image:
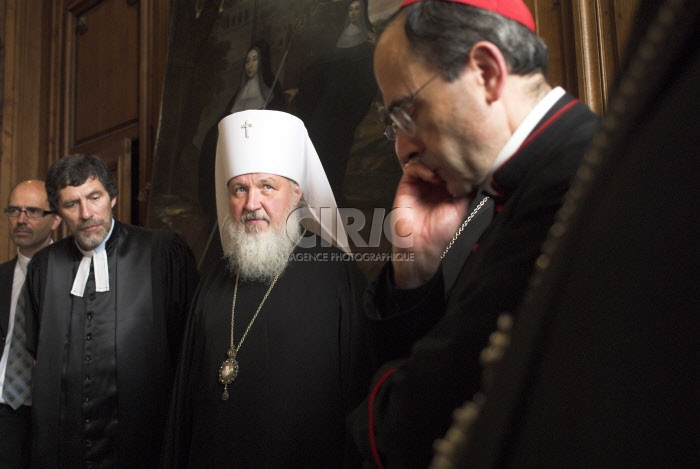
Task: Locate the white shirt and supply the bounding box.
[0,251,31,405]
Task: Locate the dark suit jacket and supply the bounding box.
[0,255,31,469]
[0,257,18,348]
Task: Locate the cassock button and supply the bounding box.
[88,293,95,301]
[86,333,92,341]
[83,397,90,403]
[87,312,93,320]
[85,355,91,362]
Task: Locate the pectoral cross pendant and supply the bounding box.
[241,120,252,138]
[218,348,239,400]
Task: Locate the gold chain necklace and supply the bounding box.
[441,196,490,259]
[218,229,306,400]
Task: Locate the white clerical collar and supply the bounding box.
[483,86,566,194]
[71,219,115,297]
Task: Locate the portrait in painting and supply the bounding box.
[229,44,285,113]
[288,0,378,202]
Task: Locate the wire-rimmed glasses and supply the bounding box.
[383,73,441,141]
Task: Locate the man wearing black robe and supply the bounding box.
[162,110,369,468]
[346,1,599,467]
[433,1,700,466]
[24,154,199,468]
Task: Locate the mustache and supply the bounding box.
[13,227,32,235]
[77,219,106,230]
[241,210,270,223]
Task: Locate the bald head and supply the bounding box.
[7,180,62,258]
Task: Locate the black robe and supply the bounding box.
[24,221,199,468]
[162,236,369,468]
[456,2,700,466]
[348,93,600,468]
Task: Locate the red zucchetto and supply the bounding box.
[400,0,536,32]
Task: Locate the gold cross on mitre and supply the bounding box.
[241,120,252,138]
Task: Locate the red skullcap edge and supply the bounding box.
[400,0,535,33]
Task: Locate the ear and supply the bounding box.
[50,214,62,231]
[292,184,302,206]
[467,41,508,103]
[110,196,117,209]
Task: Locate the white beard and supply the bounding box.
[221,204,303,283]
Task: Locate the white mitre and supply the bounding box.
[215,110,350,253]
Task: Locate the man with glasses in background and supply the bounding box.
[0,180,61,468]
[347,1,599,468]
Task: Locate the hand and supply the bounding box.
[390,162,471,289]
[284,88,299,104]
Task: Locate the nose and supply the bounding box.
[243,189,262,212]
[16,210,29,224]
[394,131,423,168]
[79,201,92,220]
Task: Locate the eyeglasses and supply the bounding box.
[384,73,441,141]
[4,206,55,219]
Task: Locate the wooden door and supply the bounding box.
[0,0,169,260]
[46,0,169,226]
[61,0,139,224]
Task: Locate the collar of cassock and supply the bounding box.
[482,86,566,195]
[70,219,115,297]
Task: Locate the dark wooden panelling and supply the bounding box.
[71,0,139,144]
[0,0,51,260]
[527,0,579,93]
[526,0,640,115]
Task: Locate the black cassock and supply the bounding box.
[25,221,199,469]
[163,235,369,468]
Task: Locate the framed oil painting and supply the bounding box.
[147,0,404,277]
